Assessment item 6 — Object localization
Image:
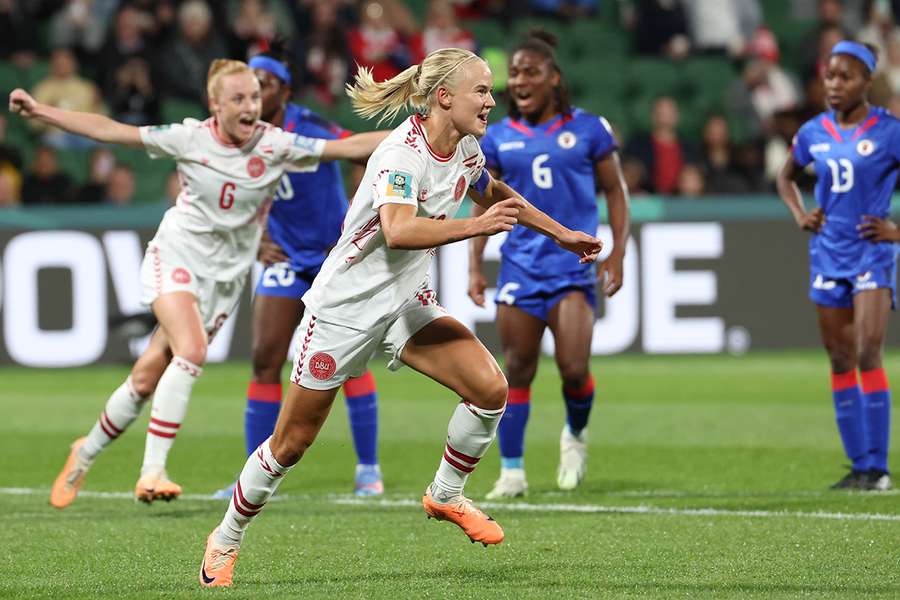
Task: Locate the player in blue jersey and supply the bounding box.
[777,40,896,491]
[468,31,630,497]
[216,43,384,498]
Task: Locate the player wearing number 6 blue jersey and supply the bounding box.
[468,31,630,497]
[777,40,898,491]
[215,43,384,500]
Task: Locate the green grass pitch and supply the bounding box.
[2,351,899,599]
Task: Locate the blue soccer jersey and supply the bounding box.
[266,103,351,275]
[793,106,900,280]
[481,108,617,277]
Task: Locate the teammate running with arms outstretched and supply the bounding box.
[468,31,629,497]
[776,40,897,491]
[9,59,386,508]
[215,43,384,499]
[198,48,602,588]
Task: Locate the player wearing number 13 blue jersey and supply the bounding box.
[778,40,898,491]
[469,32,630,498]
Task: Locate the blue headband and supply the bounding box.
[248,55,292,86]
[831,41,877,73]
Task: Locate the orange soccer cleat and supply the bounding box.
[422,484,504,546]
[199,528,240,588]
[50,437,91,509]
[134,469,182,504]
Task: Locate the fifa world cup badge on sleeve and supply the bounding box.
[386,172,413,198]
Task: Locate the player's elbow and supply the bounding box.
[381,221,409,249]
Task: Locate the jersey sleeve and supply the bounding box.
[588,116,618,161]
[462,137,490,193]
[273,129,326,173]
[791,123,814,167]
[139,122,193,160]
[370,144,426,211]
[480,128,500,170]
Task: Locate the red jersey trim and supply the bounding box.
[412,114,455,162]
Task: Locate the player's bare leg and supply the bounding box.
[817,304,866,488]
[400,316,507,545]
[547,291,596,490]
[487,305,544,498]
[135,292,208,503]
[50,328,171,509]
[853,288,893,490]
[201,384,339,587]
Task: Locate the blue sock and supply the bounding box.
[244,382,282,456]
[563,375,595,436]
[498,387,530,470]
[344,371,378,466]
[861,368,892,473]
[831,371,868,471]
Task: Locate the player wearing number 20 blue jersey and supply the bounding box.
[793,104,900,307]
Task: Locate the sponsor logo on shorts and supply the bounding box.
[453,175,467,202]
[172,268,191,284]
[857,139,875,156]
[247,156,266,178]
[812,274,836,290]
[557,131,577,149]
[386,171,413,198]
[308,352,336,380]
[856,271,878,290]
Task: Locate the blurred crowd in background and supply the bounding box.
[3,0,900,207]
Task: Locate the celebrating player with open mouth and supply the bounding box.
[777,40,897,491]
[9,59,386,509]
[198,47,602,588]
[468,31,630,497]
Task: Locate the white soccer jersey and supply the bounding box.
[139,118,325,281]
[303,114,487,329]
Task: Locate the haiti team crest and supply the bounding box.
[557,131,577,149]
[857,139,875,156]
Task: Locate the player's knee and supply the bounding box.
[270,430,314,467]
[504,354,538,387]
[558,365,590,390]
[477,373,508,411]
[130,369,160,398]
[823,341,855,373]
[857,338,884,372]
[175,340,208,367]
[250,344,283,383]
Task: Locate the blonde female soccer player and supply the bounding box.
[197,48,602,588]
[9,59,386,508]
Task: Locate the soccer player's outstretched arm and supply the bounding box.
[321,131,391,163]
[379,200,523,250]
[469,172,602,264]
[9,88,143,147]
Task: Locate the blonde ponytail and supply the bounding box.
[207,59,252,102]
[346,48,481,125]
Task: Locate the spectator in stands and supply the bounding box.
[0,0,41,67]
[676,163,705,196]
[346,0,411,82]
[699,114,748,194]
[681,0,761,57]
[871,32,900,104]
[624,96,694,195]
[733,139,767,192]
[31,48,106,151]
[75,147,116,204]
[298,0,352,106]
[410,0,476,63]
[21,145,75,205]
[97,5,155,95]
[157,0,226,104]
[624,0,690,59]
[801,14,851,80]
[0,114,23,175]
[621,157,649,196]
[726,43,801,140]
[109,57,160,126]
[764,108,803,184]
[49,0,119,63]
[103,164,136,207]
[0,169,18,207]
[227,0,294,59]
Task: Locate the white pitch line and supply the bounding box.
[3,487,900,523]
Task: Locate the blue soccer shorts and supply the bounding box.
[494,258,596,322]
[809,263,898,309]
[254,262,317,300]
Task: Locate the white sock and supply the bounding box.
[81,377,149,461]
[432,401,505,501]
[141,356,201,474]
[215,437,291,547]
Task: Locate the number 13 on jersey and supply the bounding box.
[826,158,854,193]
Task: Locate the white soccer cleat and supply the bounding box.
[485,468,528,499]
[557,426,587,490]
